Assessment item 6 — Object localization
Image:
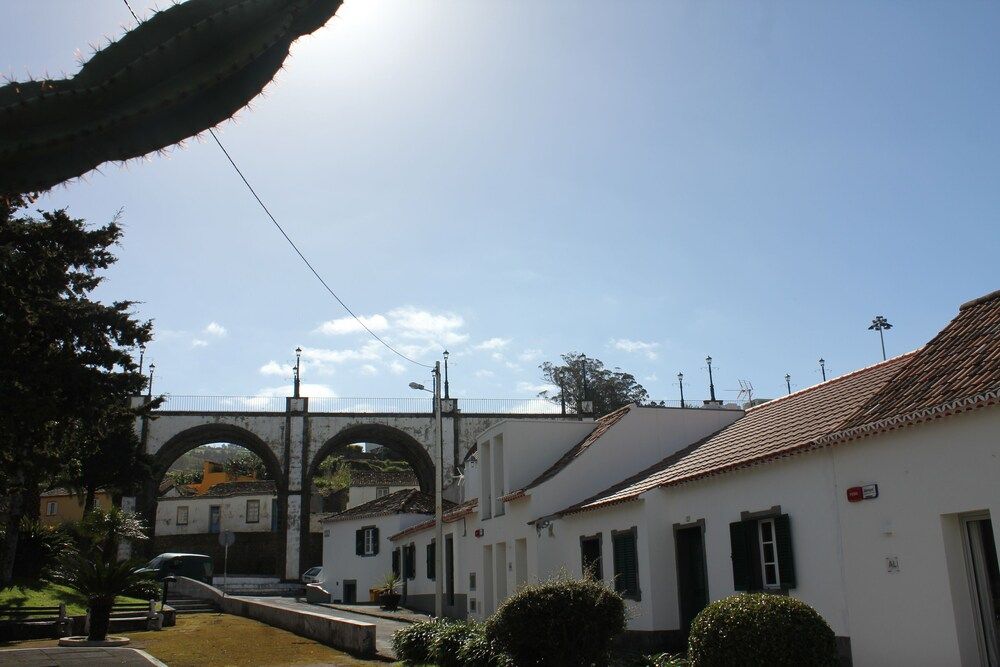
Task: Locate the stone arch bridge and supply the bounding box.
[132,395,570,579]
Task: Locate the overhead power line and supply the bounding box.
[121,0,432,369]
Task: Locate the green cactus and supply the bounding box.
[0,0,343,195]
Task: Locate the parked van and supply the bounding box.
[139,553,213,584]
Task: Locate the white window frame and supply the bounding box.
[46,501,57,516]
[376,486,390,499]
[363,527,376,555]
[246,499,260,524]
[758,518,781,589]
[176,506,189,525]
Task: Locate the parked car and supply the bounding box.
[301,566,323,584]
[138,553,214,584]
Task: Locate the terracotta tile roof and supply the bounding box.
[557,353,915,516]
[518,405,633,493]
[348,470,419,488]
[321,489,456,524]
[197,480,277,498]
[825,290,1000,441]
[389,498,479,541]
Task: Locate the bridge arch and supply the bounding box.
[309,423,435,494]
[139,423,287,576]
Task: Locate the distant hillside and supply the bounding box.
[167,444,250,472]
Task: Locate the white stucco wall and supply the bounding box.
[320,512,431,601]
[156,494,276,535]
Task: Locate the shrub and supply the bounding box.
[391,618,446,664]
[456,625,514,667]
[486,576,627,666]
[430,620,482,667]
[687,593,838,667]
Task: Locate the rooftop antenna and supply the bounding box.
[726,379,754,407]
[868,315,893,361]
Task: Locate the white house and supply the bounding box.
[345,470,420,510]
[156,480,278,535]
[319,489,453,604]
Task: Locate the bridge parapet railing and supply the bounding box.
[152,395,287,412]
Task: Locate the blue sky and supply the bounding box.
[4,1,998,403]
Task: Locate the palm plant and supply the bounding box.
[78,507,148,562]
[55,552,152,641]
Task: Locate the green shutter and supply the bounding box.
[371,527,380,555]
[355,528,364,556]
[774,514,796,589]
[405,545,416,579]
[426,541,436,580]
[612,529,640,600]
[729,521,752,591]
[392,548,400,576]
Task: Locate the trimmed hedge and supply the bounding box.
[687,593,838,666]
[430,621,485,667]
[392,618,445,664]
[486,576,627,666]
[456,624,514,667]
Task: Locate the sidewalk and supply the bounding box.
[319,603,430,624]
[0,647,167,666]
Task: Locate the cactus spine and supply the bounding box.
[0,0,343,195]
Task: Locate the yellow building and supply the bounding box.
[186,460,259,495]
[39,488,114,526]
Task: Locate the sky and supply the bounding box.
[4,1,999,405]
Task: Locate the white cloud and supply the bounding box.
[259,361,294,377]
[359,364,379,376]
[611,338,660,360]
[645,374,659,382]
[300,341,382,365]
[518,349,543,363]
[474,337,511,351]
[204,322,228,338]
[315,314,389,336]
[191,339,209,348]
[258,383,337,397]
[517,381,558,394]
[389,306,468,346]
[388,361,406,375]
[475,369,495,378]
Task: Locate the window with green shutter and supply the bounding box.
[729,513,796,592]
[612,527,640,600]
[392,548,400,577]
[426,540,436,580]
[356,526,378,557]
[405,544,416,579]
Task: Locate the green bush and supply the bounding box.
[687,593,838,666]
[392,618,446,665]
[456,623,513,667]
[430,620,482,667]
[486,576,627,666]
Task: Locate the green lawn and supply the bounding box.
[0,580,145,616]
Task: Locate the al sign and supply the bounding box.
[847,484,879,503]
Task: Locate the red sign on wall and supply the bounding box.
[847,484,879,502]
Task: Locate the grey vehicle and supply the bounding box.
[301,566,324,584]
[138,553,214,584]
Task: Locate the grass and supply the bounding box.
[1,613,382,666]
[0,580,145,616]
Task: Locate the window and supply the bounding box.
[209,505,221,534]
[426,540,436,580]
[46,501,58,516]
[176,506,189,526]
[392,548,400,576]
[612,528,640,600]
[581,534,603,581]
[611,526,641,600]
[729,513,796,591]
[355,526,379,556]
[470,598,477,613]
[376,486,390,499]
[469,572,477,591]
[446,535,455,605]
[246,499,260,524]
[405,543,416,579]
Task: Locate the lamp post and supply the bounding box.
[678,372,685,408]
[819,358,827,381]
[293,346,302,398]
[147,363,155,399]
[706,356,717,402]
[409,361,444,618]
[868,315,893,361]
[443,350,450,399]
[785,373,792,395]
[138,344,146,376]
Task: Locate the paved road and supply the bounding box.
[0,647,166,666]
[234,596,409,659]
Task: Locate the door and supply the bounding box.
[964,515,1000,666]
[676,525,709,634]
[343,580,357,604]
[209,505,221,534]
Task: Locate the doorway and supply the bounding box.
[675,524,709,634]
[964,514,1000,666]
[209,505,221,534]
[343,580,357,604]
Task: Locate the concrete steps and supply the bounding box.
[165,595,218,614]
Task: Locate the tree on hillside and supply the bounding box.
[0,196,152,586]
[313,458,352,498]
[224,452,271,480]
[538,352,649,417]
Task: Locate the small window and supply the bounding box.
[581,534,603,581]
[176,506,189,525]
[469,572,477,591]
[729,513,796,591]
[364,527,377,555]
[46,501,58,516]
[469,598,477,612]
[376,486,390,498]
[246,499,260,523]
[612,528,640,600]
